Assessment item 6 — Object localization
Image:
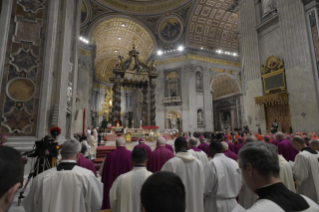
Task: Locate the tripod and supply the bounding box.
[17,154,52,206]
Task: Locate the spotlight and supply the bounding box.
[115,50,118,53]
[201,47,204,50]
[216,50,222,54]
[157,50,163,56]
[118,37,121,40]
[233,53,237,56]
[177,46,184,51]
[121,23,126,27]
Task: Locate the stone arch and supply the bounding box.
[210,73,241,100]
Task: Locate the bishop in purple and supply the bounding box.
[133,138,152,158]
[101,137,132,209]
[147,137,174,172]
[222,141,238,161]
[77,153,97,177]
[223,135,236,153]
[163,135,174,152]
[276,132,299,161]
[235,137,244,154]
[197,135,210,156]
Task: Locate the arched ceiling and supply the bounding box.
[187,0,239,52]
[91,18,155,82]
[212,74,240,100]
[94,0,192,15]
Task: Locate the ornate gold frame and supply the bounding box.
[261,68,286,94]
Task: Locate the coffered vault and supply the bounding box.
[91,18,155,83]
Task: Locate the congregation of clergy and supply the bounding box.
[1,132,319,212]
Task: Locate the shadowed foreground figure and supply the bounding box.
[0,146,24,212]
[232,142,319,212]
[141,171,186,212]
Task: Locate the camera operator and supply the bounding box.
[29,126,61,177]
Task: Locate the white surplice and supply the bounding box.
[188,149,209,166]
[110,167,152,212]
[161,151,204,212]
[238,178,258,209]
[23,166,103,212]
[246,195,319,212]
[293,150,319,204]
[204,153,242,212]
[278,155,296,192]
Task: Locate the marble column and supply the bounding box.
[142,85,149,126]
[277,0,319,132]
[239,0,265,133]
[211,91,215,131]
[188,65,197,131]
[112,76,122,124]
[0,0,13,91]
[150,80,157,126]
[203,67,213,131]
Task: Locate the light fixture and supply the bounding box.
[115,50,118,53]
[201,47,204,50]
[157,50,163,56]
[177,45,184,51]
[118,37,121,40]
[216,49,222,54]
[121,23,126,27]
[79,36,89,44]
[233,53,237,56]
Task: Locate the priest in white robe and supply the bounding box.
[204,140,242,212]
[233,142,319,212]
[278,154,295,192]
[161,137,204,212]
[292,136,319,204]
[110,148,152,212]
[23,140,103,212]
[188,137,208,166]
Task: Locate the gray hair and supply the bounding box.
[157,136,166,145]
[275,132,285,139]
[291,136,305,145]
[221,141,228,150]
[310,139,319,148]
[189,137,197,146]
[238,142,280,178]
[116,137,126,146]
[244,135,256,143]
[61,139,81,158]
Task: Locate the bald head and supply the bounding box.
[244,135,256,144]
[188,137,197,147]
[221,141,229,151]
[157,136,166,147]
[310,139,319,151]
[116,137,126,147]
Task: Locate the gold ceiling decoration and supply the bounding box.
[187,0,239,51]
[96,0,191,15]
[212,74,240,100]
[92,18,155,83]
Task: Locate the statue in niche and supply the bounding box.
[271,118,279,134]
[197,109,204,125]
[222,111,231,130]
[69,62,73,74]
[262,0,276,17]
[196,72,203,90]
[169,115,180,129]
[67,82,73,108]
[170,82,178,97]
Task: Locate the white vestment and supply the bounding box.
[204,153,242,212]
[188,149,209,167]
[161,151,204,212]
[238,178,258,209]
[278,155,296,192]
[110,167,152,212]
[23,166,103,212]
[82,140,91,158]
[293,150,319,204]
[246,195,319,212]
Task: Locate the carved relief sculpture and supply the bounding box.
[67,82,73,108]
[262,0,277,17]
[196,72,203,90]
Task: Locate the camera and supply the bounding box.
[32,135,58,157]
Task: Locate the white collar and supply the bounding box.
[61,160,77,163]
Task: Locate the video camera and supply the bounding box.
[35,135,57,152]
